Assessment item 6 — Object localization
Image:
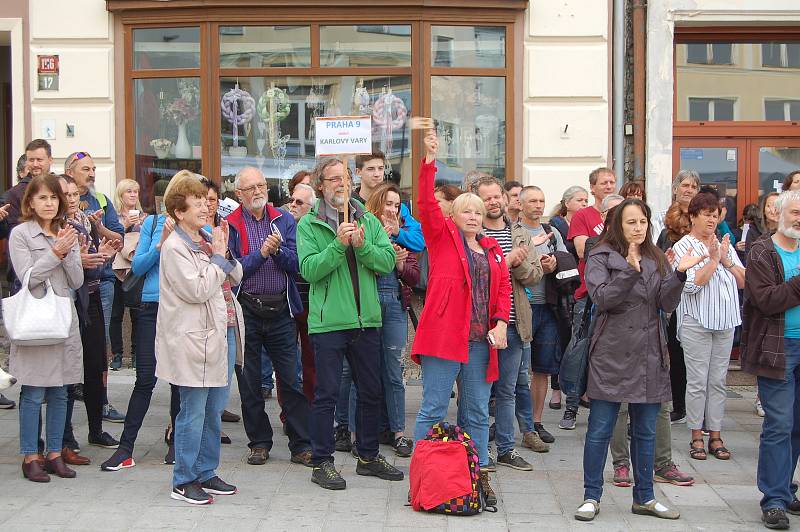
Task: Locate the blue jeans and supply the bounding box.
[414,342,492,467]
[757,338,800,511]
[335,360,353,428]
[20,385,68,454]
[260,348,274,391]
[379,291,408,433]
[495,325,524,455]
[99,278,115,348]
[565,297,587,412]
[515,342,534,433]
[173,327,236,487]
[583,399,660,504]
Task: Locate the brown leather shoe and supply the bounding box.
[62,446,91,466]
[22,458,50,483]
[44,455,77,478]
[290,450,313,467]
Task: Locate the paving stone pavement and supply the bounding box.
[0,372,788,531]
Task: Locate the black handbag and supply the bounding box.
[559,299,595,399]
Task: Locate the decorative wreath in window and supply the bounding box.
[257,87,291,122]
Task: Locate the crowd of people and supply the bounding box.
[2,132,800,529]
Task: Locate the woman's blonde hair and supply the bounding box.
[113,178,143,213]
[451,192,486,218]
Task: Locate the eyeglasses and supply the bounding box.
[290,197,309,207]
[322,176,344,184]
[237,183,268,194]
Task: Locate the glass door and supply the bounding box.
[673,139,748,225]
[750,140,800,197]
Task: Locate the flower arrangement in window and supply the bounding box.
[164,96,198,126]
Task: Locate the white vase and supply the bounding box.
[175,122,191,159]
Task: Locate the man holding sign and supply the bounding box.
[297,157,402,490]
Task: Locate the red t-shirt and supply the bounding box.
[567,206,604,300]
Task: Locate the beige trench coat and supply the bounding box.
[8,221,84,387]
[155,229,244,388]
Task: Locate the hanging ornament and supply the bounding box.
[353,79,371,115]
[257,87,291,123]
[221,84,256,148]
[372,89,407,156]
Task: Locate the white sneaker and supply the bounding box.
[754,398,765,417]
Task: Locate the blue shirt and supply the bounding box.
[776,244,800,339]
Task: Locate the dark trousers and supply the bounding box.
[119,302,179,453]
[64,292,106,438]
[667,313,687,416]
[236,305,310,454]
[310,328,382,464]
[110,278,139,357]
[274,309,317,425]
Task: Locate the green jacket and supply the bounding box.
[297,198,396,334]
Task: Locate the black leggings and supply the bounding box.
[110,278,139,357]
[667,312,687,415]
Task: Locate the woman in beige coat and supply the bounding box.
[9,174,83,483]
[155,177,243,505]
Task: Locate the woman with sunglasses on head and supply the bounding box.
[109,179,146,371]
[9,174,83,482]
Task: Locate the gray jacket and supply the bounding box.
[8,221,84,387]
[584,244,684,403]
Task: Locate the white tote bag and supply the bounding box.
[2,268,72,346]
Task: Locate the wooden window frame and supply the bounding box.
[117,4,523,210]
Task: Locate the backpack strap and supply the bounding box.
[540,223,557,255]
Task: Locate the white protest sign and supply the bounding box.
[315,116,372,157]
[217,197,239,218]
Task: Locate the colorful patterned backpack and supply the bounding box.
[409,422,494,515]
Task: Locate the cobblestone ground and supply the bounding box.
[0,359,784,532]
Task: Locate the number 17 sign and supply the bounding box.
[314,116,372,157]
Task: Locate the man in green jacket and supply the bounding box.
[297,157,404,491]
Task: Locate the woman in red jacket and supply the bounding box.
[411,130,512,505]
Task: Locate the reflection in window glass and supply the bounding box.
[218,76,413,204]
[431,76,505,185]
[758,146,800,196]
[134,78,202,211]
[219,26,311,67]
[679,147,739,220]
[431,26,505,68]
[320,26,411,67]
[677,42,800,121]
[134,27,200,69]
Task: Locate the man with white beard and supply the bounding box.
[741,189,800,530]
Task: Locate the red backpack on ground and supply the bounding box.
[409,422,495,515]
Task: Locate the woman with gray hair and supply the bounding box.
[550,185,589,259]
[652,170,701,243]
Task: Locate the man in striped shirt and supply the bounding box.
[475,177,547,469]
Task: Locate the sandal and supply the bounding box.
[708,438,731,460]
[689,438,707,460]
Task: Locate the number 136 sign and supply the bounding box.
[314,116,372,157]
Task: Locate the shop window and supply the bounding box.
[133,27,200,69]
[765,99,800,121]
[686,43,732,65]
[431,26,505,68]
[219,26,311,68]
[431,76,505,184]
[134,77,202,211]
[219,75,412,204]
[320,25,412,67]
[762,43,800,68]
[688,97,735,121]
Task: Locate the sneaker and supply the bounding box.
[312,460,346,490]
[109,353,122,371]
[654,463,694,486]
[201,476,237,495]
[575,499,600,521]
[497,449,533,471]
[88,431,119,449]
[788,497,800,516]
[755,398,765,418]
[350,446,360,459]
[334,426,352,452]
[102,404,126,423]
[101,448,136,471]
[171,482,213,505]
[164,445,175,465]
[479,471,497,506]
[247,447,268,465]
[534,422,555,444]
[631,499,680,519]
[356,454,404,481]
[522,431,549,453]
[559,410,577,430]
[613,464,632,487]
[378,430,394,445]
[763,508,790,529]
[392,436,413,458]
[0,393,16,409]
[291,450,313,467]
[670,410,686,424]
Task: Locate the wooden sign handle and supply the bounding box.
[342,154,351,223]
